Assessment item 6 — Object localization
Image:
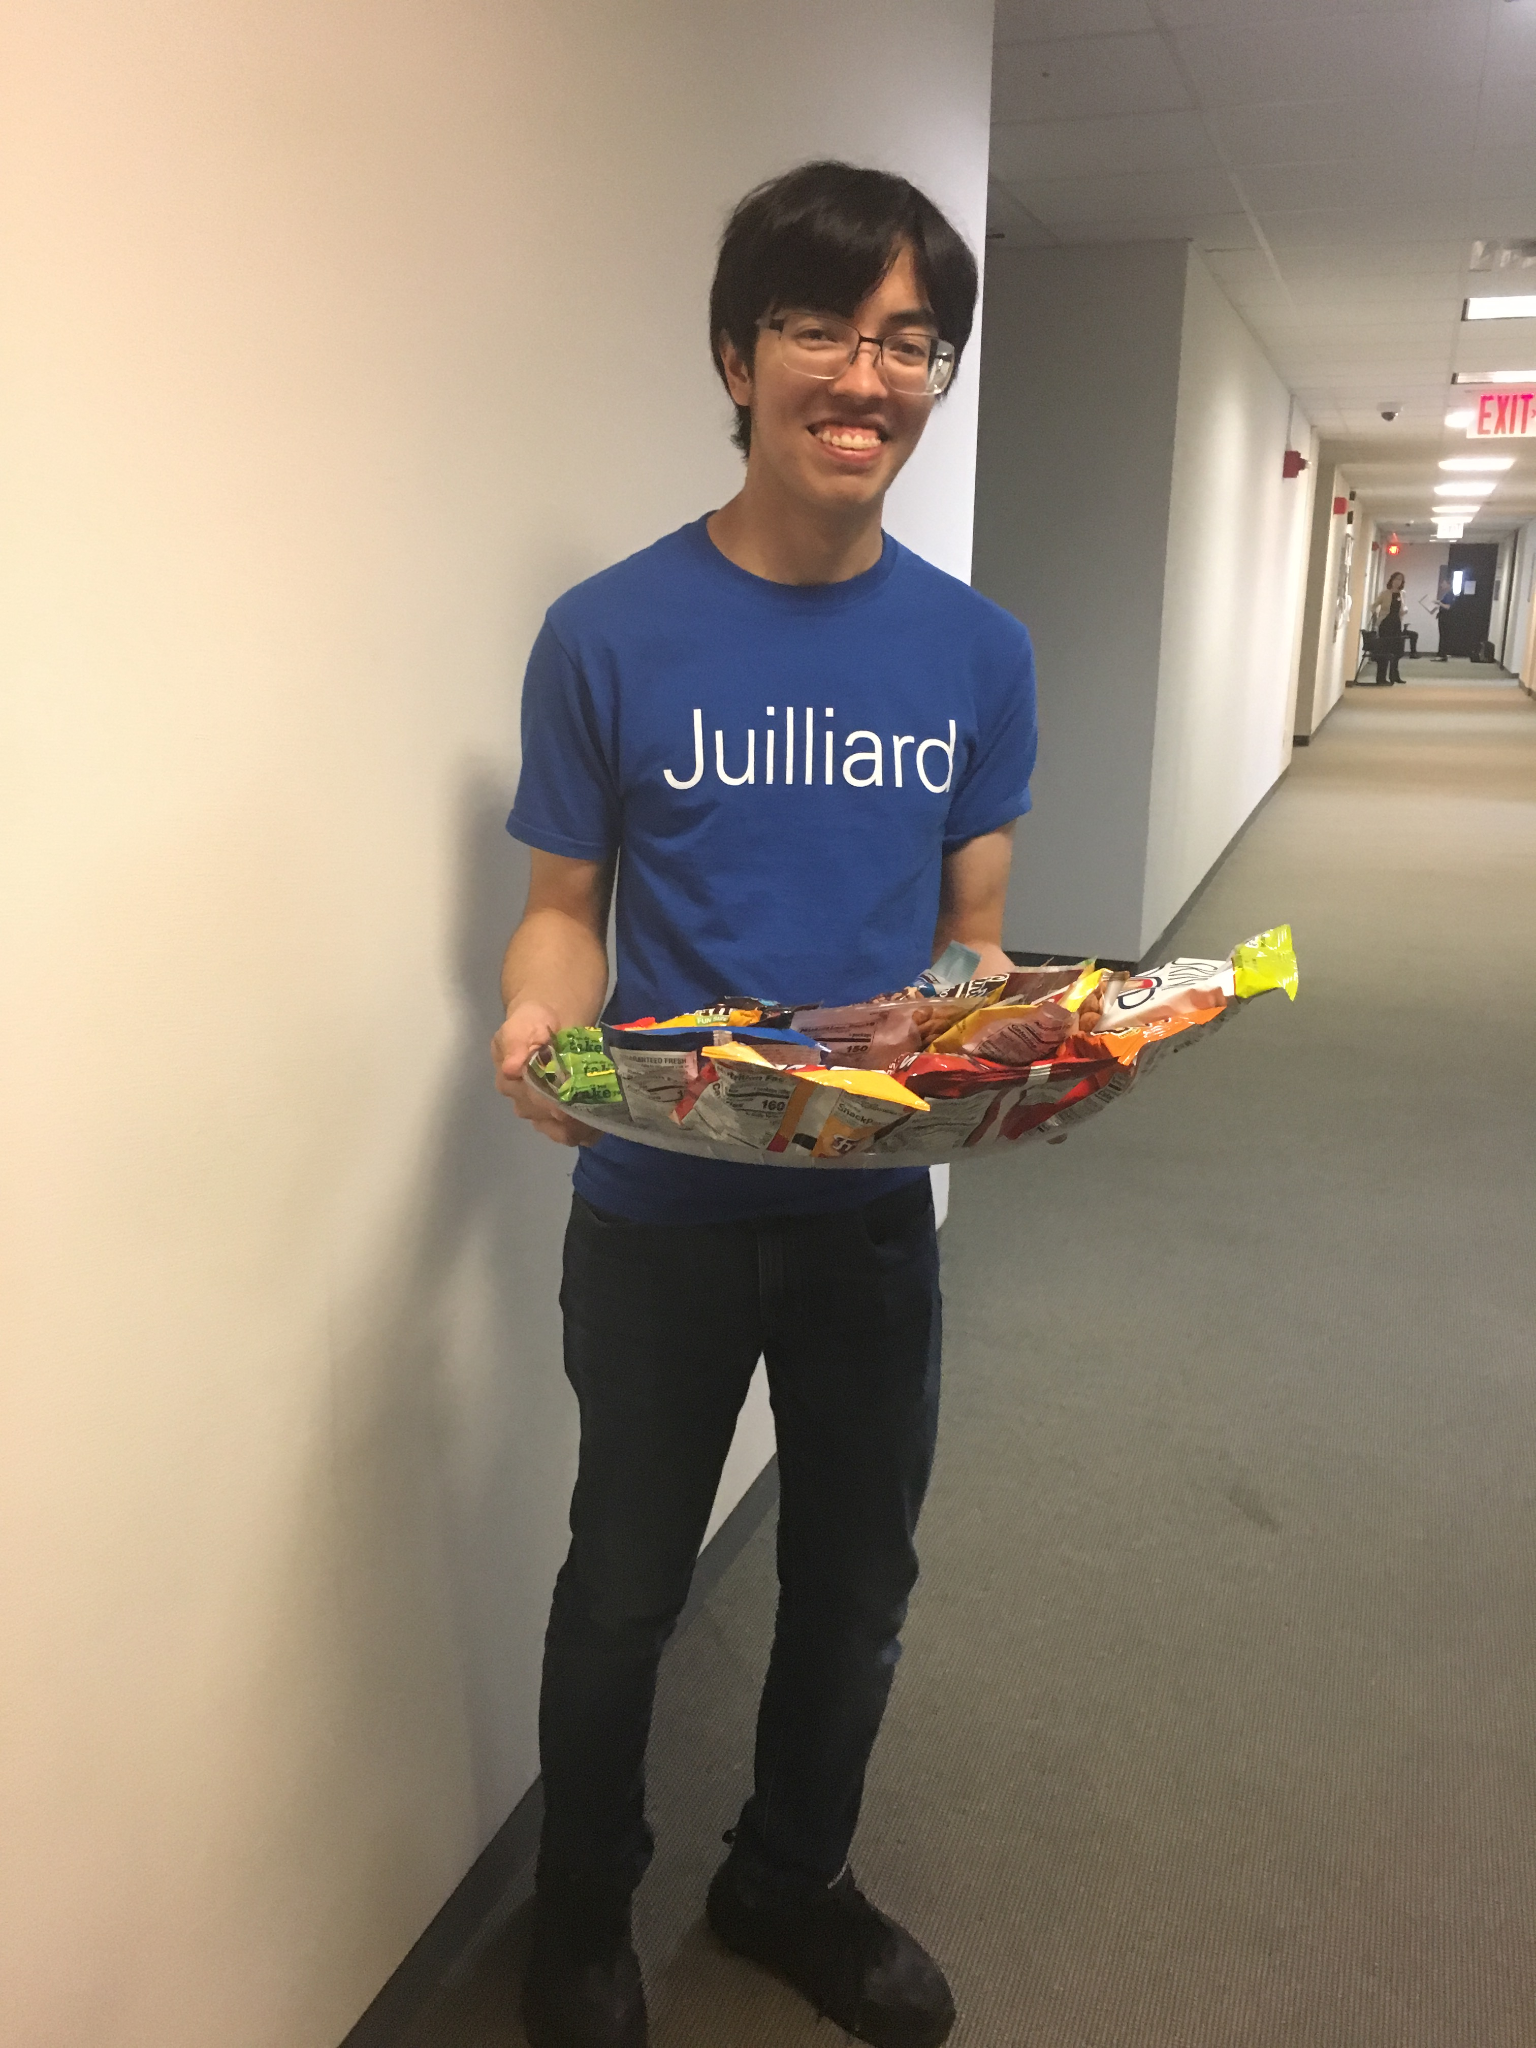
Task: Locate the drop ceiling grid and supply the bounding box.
[988,0,1536,523]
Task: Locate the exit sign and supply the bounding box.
[1470,389,1536,436]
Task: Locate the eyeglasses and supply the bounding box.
[760,313,956,396]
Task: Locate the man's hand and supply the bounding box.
[492,849,615,1148]
[492,999,600,1148]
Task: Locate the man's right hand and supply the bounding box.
[492,1000,599,1148]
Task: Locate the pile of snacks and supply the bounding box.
[526,927,1298,1167]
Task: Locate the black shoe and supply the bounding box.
[522,1883,647,2048]
[707,1857,955,2048]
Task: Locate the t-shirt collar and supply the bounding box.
[683,515,899,609]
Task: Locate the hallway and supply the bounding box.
[408,682,1536,2046]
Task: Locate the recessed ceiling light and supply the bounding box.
[1464,296,1536,321]
[1445,408,1476,428]
[1439,455,1515,470]
[1434,480,1496,496]
[1452,369,1536,383]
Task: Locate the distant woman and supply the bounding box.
[1370,571,1408,685]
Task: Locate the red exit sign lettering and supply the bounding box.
[1471,389,1536,437]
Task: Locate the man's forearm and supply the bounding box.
[500,906,611,1025]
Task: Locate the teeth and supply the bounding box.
[818,427,881,449]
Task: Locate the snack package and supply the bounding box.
[791,996,984,1069]
[678,1041,928,1159]
[529,1026,623,1106]
[927,1000,1075,1065]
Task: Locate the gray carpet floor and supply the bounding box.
[404,673,1536,2047]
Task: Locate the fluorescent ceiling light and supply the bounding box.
[1434,479,1496,496]
[1452,369,1536,383]
[1464,296,1536,320]
[1433,507,1479,518]
[1445,408,1476,427]
[1439,456,1515,471]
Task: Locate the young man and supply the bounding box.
[494,161,1036,2048]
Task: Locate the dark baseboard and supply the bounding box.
[337,1456,781,2048]
[1291,732,1309,746]
[1004,948,1137,971]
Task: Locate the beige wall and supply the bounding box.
[0,6,995,2045]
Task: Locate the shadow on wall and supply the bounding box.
[259,770,580,2025]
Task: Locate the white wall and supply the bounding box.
[1505,520,1536,680]
[1141,250,1316,953]
[973,242,1188,960]
[973,242,1313,961]
[0,7,996,2047]
[1293,464,1352,737]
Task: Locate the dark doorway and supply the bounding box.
[1436,542,1498,658]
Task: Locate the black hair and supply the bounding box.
[709,160,979,457]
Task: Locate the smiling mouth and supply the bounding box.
[811,422,888,452]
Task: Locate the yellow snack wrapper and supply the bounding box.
[651,1006,764,1028]
[707,1042,927,1111]
[1058,965,1106,1012]
[1231,924,1299,1002]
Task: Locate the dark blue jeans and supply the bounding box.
[536,1176,942,1901]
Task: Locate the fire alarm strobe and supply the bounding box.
[1282,449,1308,479]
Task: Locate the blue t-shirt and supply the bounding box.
[508,517,1037,1224]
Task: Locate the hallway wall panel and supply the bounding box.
[1143,250,1317,953]
[974,242,1314,960]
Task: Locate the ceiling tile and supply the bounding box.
[1259,203,1474,248]
[1484,0,1536,78]
[1480,77,1536,150]
[990,109,1219,183]
[1208,92,1481,170]
[1158,0,1467,22]
[1171,9,1487,108]
[994,0,1155,43]
[991,33,1191,122]
[1022,165,1242,226]
[1471,147,1536,202]
[1469,198,1536,239]
[1200,246,1281,288]
[1240,158,1474,214]
[1273,241,1467,281]
[1041,211,1259,251]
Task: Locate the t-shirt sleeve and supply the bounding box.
[942,621,1038,852]
[506,619,620,861]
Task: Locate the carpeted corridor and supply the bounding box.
[404,673,1536,2047]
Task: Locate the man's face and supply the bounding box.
[720,244,939,516]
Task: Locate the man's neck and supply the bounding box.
[707,472,885,587]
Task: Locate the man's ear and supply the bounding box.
[717,331,754,408]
